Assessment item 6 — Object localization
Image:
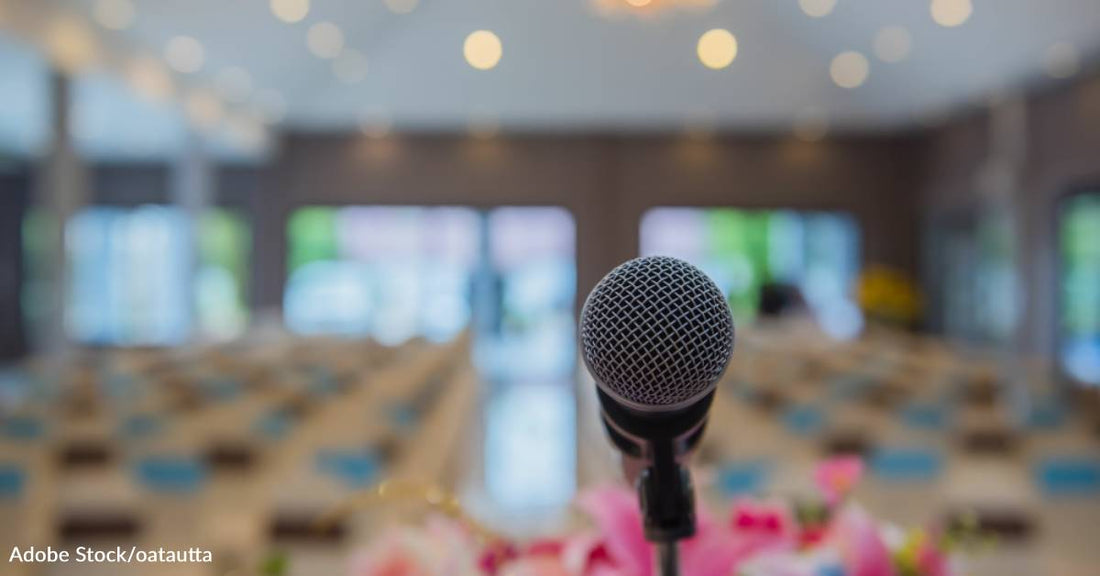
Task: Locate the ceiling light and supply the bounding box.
[1044,43,1080,79]
[830,51,869,88]
[215,67,253,103]
[307,22,344,59]
[697,29,737,70]
[93,0,136,31]
[873,26,911,63]
[384,0,419,14]
[270,0,309,24]
[930,0,971,28]
[464,30,502,71]
[44,14,99,73]
[184,90,223,130]
[165,36,204,74]
[126,56,173,102]
[333,49,368,84]
[798,0,837,18]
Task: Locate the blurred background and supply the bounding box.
[0,0,1099,574]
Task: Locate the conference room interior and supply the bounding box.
[1,0,1099,575]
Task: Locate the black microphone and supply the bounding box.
[580,256,735,561]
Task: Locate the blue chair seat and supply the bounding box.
[870,448,943,482]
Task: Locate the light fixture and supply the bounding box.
[184,90,223,130]
[307,22,344,59]
[798,0,837,18]
[93,0,136,31]
[44,14,99,73]
[830,51,869,88]
[873,26,911,63]
[464,30,502,70]
[696,29,737,70]
[930,0,971,28]
[333,49,368,84]
[270,0,309,24]
[165,36,204,74]
[126,56,173,102]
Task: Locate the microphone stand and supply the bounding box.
[638,440,694,576]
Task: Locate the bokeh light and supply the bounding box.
[126,56,174,102]
[270,0,310,24]
[798,0,837,18]
[930,0,972,28]
[215,67,253,103]
[307,22,345,59]
[165,36,204,74]
[830,51,869,88]
[184,89,224,130]
[793,107,829,142]
[874,26,912,63]
[93,0,136,31]
[464,30,503,71]
[1044,43,1080,79]
[696,29,738,70]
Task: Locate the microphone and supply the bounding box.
[580,256,735,559]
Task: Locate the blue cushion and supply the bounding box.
[204,378,241,402]
[716,460,770,496]
[388,406,419,430]
[1027,402,1066,430]
[783,405,826,435]
[0,464,25,498]
[901,403,948,430]
[1034,458,1100,497]
[316,449,381,489]
[871,448,943,482]
[2,416,44,440]
[254,411,292,439]
[120,415,163,438]
[134,456,208,493]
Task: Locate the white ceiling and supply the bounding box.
[1,0,1099,157]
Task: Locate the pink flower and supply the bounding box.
[576,485,791,576]
[814,457,864,506]
[830,506,895,576]
[916,532,950,576]
[350,516,482,576]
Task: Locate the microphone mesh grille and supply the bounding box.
[580,256,735,410]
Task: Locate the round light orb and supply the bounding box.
[307,22,344,59]
[184,90,223,130]
[1044,43,1080,79]
[873,26,911,63]
[930,0,972,28]
[127,56,173,102]
[464,30,502,70]
[45,15,98,72]
[798,0,837,18]
[384,0,419,13]
[697,28,738,70]
[830,50,869,88]
[333,49,368,84]
[165,35,204,74]
[270,0,309,23]
[93,0,136,31]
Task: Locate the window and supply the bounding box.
[285,205,578,510]
[641,207,861,338]
[1059,191,1100,386]
[42,205,249,345]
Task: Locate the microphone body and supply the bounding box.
[580,256,735,548]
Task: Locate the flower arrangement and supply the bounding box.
[336,458,976,576]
